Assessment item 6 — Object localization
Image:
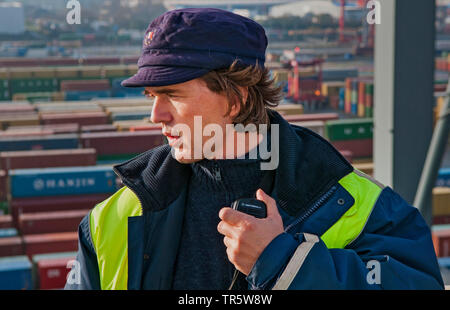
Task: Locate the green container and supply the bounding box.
[365,106,373,118]
[365,83,374,95]
[0,80,9,90]
[325,118,373,141]
[0,90,11,101]
[10,78,58,94]
[0,201,8,215]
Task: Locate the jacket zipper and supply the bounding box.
[284,185,338,233]
[113,167,144,215]
[213,162,222,181]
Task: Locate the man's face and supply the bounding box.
[147,78,235,163]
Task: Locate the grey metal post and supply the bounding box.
[374,0,436,206]
[414,79,450,226]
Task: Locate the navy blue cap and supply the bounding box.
[121,8,268,87]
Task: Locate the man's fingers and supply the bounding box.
[217,220,237,238]
[219,207,255,226]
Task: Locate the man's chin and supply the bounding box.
[170,148,202,164]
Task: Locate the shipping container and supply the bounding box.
[437,168,450,187]
[338,150,353,164]
[35,102,102,114]
[9,166,117,198]
[81,124,117,133]
[0,256,32,289]
[93,97,153,108]
[0,215,12,229]
[40,111,109,126]
[274,104,304,116]
[110,111,151,121]
[289,120,325,137]
[0,228,18,238]
[80,131,165,156]
[60,79,110,92]
[0,148,97,171]
[113,120,152,131]
[283,113,339,123]
[10,193,110,226]
[434,215,450,225]
[0,237,24,257]
[433,187,450,217]
[0,129,55,138]
[432,226,450,257]
[0,201,8,215]
[5,123,79,135]
[23,232,78,257]
[331,139,373,158]
[105,106,152,115]
[0,134,79,152]
[325,118,373,141]
[129,124,162,132]
[0,114,40,130]
[19,209,89,235]
[0,170,6,202]
[0,104,35,114]
[32,252,77,290]
[64,90,111,101]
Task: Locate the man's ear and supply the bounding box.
[230,86,248,118]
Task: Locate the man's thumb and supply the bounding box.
[256,188,279,217]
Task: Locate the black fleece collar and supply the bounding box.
[113,110,353,217]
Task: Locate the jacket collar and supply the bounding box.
[114,110,353,217]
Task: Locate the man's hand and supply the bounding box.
[217,189,284,276]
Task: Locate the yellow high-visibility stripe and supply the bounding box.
[90,186,142,290]
[321,170,384,249]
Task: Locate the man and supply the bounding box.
[65,8,444,290]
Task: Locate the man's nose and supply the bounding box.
[150,96,172,124]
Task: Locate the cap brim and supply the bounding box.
[121,66,211,88]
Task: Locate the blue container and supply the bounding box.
[111,111,150,121]
[112,89,145,98]
[322,69,358,82]
[0,256,33,290]
[339,87,345,110]
[9,165,118,198]
[65,90,111,101]
[0,134,79,152]
[436,168,450,187]
[0,228,18,238]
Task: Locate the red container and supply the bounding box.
[82,57,120,65]
[0,170,6,202]
[60,79,111,92]
[331,139,373,158]
[23,232,78,257]
[0,237,25,257]
[0,149,97,171]
[283,113,339,123]
[433,215,450,225]
[40,112,109,126]
[10,193,110,227]
[81,124,117,133]
[80,131,165,155]
[0,215,13,229]
[37,255,76,289]
[432,229,450,257]
[129,124,162,132]
[19,209,89,235]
